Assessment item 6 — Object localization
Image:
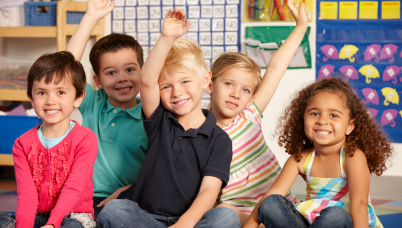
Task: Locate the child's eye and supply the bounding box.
[107,71,116,76]
[127,68,134,73]
[161,85,170,90]
[330,114,338,118]
[311,112,319,116]
[243,88,250,93]
[58,91,66,95]
[225,82,233,87]
[182,80,189,84]
[38,91,45,95]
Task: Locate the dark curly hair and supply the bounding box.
[276,77,392,176]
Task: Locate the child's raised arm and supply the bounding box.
[253,0,308,113]
[66,0,114,61]
[140,9,190,120]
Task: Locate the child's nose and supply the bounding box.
[172,87,183,97]
[230,89,240,99]
[316,116,328,125]
[46,94,56,105]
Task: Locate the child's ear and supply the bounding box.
[205,81,213,94]
[73,90,86,108]
[202,71,212,91]
[93,74,103,89]
[346,119,355,135]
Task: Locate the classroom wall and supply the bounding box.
[1,5,401,177]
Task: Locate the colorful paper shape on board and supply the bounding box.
[320,2,338,20]
[359,65,380,83]
[381,109,398,127]
[380,44,399,62]
[361,88,379,105]
[339,45,359,62]
[382,65,401,84]
[339,65,358,79]
[321,45,339,61]
[381,87,399,106]
[359,1,378,19]
[367,108,379,118]
[339,1,358,19]
[318,65,335,79]
[382,1,401,19]
[364,44,381,62]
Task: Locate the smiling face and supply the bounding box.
[94,48,141,110]
[159,69,210,119]
[304,91,355,149]
[30,77,83,129]
[207,68,256,127]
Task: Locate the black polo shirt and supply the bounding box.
[131,103,232,217]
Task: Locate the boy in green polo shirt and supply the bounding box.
[66,0,147,218]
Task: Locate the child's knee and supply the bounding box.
[319,206,352,226]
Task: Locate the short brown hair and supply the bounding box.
[27,51,86,99]
[90,33,144,76]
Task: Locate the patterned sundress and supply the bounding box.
[219,102,297,214]
[295,147,383,227]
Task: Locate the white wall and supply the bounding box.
[1,4,400,176]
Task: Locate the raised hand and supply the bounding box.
[287,0,308,27]
[162,9,191,40]
[86,0,115,21]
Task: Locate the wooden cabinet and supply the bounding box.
[0,1,104,102]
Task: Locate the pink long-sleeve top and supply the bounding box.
[13,121,98,228]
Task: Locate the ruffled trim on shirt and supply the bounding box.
[49,142,71,207]
[27,142,44,210]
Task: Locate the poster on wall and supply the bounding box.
[111,0,241,70]
[316,0,402,142]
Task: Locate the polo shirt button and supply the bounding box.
[111,123,115,127]
[45,182,49,186]
[113,109,117,113]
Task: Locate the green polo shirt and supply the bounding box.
[79,84,147,198]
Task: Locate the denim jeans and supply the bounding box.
[97,199,241,228]
[0,211,84,228]
[258,195,353,228]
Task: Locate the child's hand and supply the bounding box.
[86,0,115,21]
[162,9,191,40]
[287,0,308,28]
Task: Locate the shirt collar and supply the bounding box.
[167,108,216,138]
[101,97,142,120]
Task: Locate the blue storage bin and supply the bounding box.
[0,116,42,155]
[67,12,85,24]
[24,1,85,26]
[24,1,57,26]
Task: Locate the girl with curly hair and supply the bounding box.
[244,77,392,228]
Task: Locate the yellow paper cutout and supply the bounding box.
[382,1,401,19]
[340,1,358,19]
[359,1,378,19]
[320,2,338,20]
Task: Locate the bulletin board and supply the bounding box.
[316,0,402,142]
[111,0,242,69]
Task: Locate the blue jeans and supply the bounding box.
[0,211,84,228]
[97,199,241,228]
[258,195,353,228]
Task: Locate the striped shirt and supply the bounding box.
[219,102,297,214]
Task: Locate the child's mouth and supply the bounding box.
[45,109,60,115]
[173,99,189,105]
[116,86,132,92]
[226,101,238,108]
[315,130,331,135]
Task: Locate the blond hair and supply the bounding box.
[211,52,262,93]
[161,38,207,80]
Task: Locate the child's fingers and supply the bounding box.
[295,0,300,9]
[180,10,187,21]
[176,9,183,19]
[184,20,191,32]
[299,2,305,14]
[166,9,174,18]
[97,200,105,207]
